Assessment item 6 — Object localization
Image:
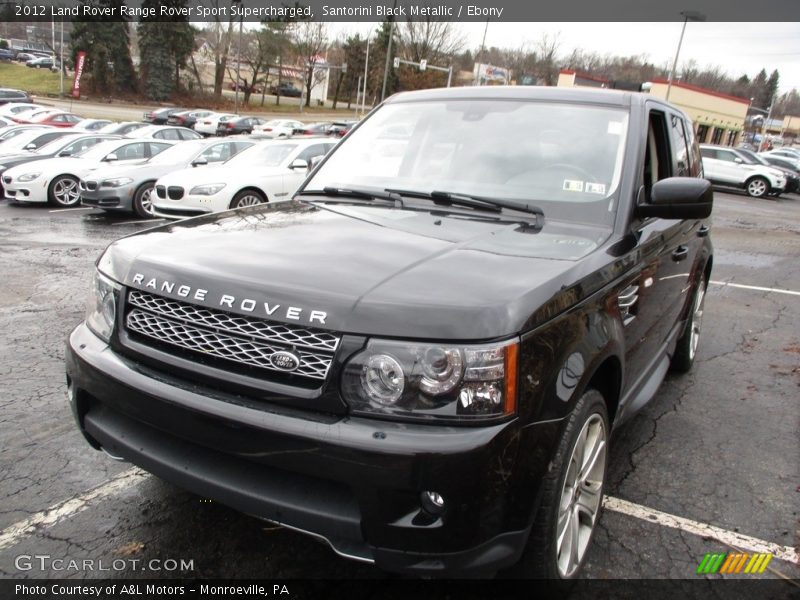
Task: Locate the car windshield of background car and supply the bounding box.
[224,143,298,168]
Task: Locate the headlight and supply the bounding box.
[101,177,133,188]
[342,338,518,422]
[85,270,121,342]
[17,172,41,182]
[189,183,226,196]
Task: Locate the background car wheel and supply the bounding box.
[671,274,707,373]
[230,189,266,209]
[745,177,769,198]
[132,182,156,218]
[515,388,609,579]
[48,175,80,207]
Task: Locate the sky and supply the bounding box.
[329,22,800,97]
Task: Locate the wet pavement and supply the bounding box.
[0,193,798,587]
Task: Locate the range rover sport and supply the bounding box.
[66,87,713,579]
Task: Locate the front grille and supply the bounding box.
[167,186,184,200]
[83,180,98,191]
[125,290,340,381]
[155,185,166,199]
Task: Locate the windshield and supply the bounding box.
[0,129,52,152]
[225,143,297,168]
[145,140,209,165]
[71,140,123,160]
[305,99,629,224]
[35,135,82,155]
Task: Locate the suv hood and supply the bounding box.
[100,201,610,339]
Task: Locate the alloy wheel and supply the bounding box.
[556,413,607,578]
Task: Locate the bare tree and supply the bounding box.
[293,22,329,107]
[400,19,463,64]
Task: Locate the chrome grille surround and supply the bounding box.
[125,290,339,380]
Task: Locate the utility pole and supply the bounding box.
[380,0,397,102]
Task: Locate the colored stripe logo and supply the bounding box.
[697,552,772,574]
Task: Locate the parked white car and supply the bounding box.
[699,144,785,198]
[0,103,43,118]
[152,138,336,219]
[4,138,174,206]
[252,119,304,138]
[194,113,238,137]
[759,149,800,170]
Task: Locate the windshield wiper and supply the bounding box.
[298,186,404,207]
[387,188,545,222]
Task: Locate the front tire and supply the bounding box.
[229,189,266,209]
[671,274,707,373]
[132,182,156,218]
[745,176,769,198]
[48,175,80,207]
[522,389,609,579]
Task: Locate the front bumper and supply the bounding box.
[80,182,135,211]
[152,191,221,219]
[66,323,560,574]
[4,179,48,203]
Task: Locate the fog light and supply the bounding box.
[421,490,445,515]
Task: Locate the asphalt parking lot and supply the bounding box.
[0,192,797,588]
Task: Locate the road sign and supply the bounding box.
[420,59,427,71]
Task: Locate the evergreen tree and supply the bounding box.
[70,0,136,95]
[765,69,780,108]
[138,1,195,100]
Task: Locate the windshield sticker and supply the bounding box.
[586,182,607,195]
[563,180,584,192]
[607,121,623,135]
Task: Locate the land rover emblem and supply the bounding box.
[271,351,300,372]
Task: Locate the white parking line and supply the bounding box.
[604,496,799,565]
[0,468,796,569]
[48,207,95,213]
[710,280,800,297]
[0,468,147,552]
[112,219,164,226]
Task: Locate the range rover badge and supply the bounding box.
[271,351,301,372]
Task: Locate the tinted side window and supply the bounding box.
[297,144,329,162]
[116,142,146,160]
[147,142,172,157]
[669,114,690,177]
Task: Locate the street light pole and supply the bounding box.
[361,33,371,117]
[666,10,705,101]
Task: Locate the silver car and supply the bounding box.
[79,138,256,218]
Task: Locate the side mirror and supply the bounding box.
[309,155,324,170]
[103,153,118,162]
[57,150,72,157]
[733,157,743,164]
[636,177,713,220]
[191,157,208,167]
[24,143,36,150]
[289,158,309,170]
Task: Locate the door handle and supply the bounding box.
[698,225,710,237]
[672,246,689,261]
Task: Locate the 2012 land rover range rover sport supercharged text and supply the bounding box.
[66,87,713,579]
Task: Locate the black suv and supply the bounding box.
[66,87,712,579]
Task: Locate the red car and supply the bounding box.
[15,110,82,128]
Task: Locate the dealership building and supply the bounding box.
[557,69,750,146]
